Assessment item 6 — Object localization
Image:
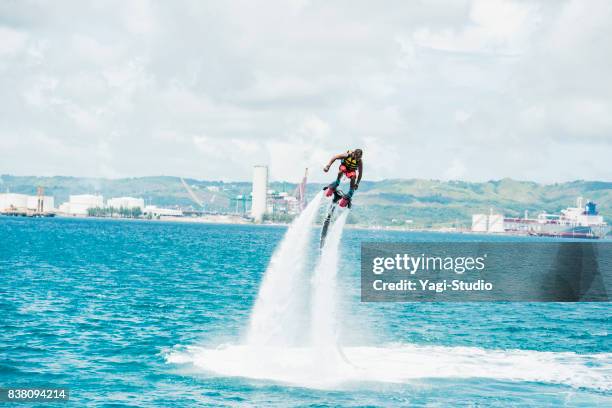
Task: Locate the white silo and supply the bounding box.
[251,165,268,222]
[0,193,28,211]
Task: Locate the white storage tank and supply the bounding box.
[488,214,504,232]
[471,214,488,232]
[0,193,29,211]
[61,194,104,215]
[26,195,55,212]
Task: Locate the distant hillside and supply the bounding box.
[0,175,291,213]
[1,175,610,227]
[351,179,611,228]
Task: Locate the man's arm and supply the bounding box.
[323,153,348,172]
[356,160,363,187]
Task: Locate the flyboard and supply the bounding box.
[320,186,351,248]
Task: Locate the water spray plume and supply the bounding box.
[247,191,324,346]
[166,196,609,391]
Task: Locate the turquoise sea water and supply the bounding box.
[1,216,610,407]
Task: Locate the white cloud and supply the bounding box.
[444,158,467,180]
[0,26,27,55]
[413,0,540,54]
[454,110,471,123]
[23,76,58,107]
[121,0,156,35]
[72,35,121,64]
[265,115,333,180]
[0,0,610,182]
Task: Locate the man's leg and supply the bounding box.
[325,170,343,196]
[330,171,342,188]
[347,176,357,198]
[338,175,355,207]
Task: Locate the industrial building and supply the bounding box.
[247,166,308,221]
[0,192,55,214]
[251,165,268,222]
[267,191,302,216]
[58,194,104,216]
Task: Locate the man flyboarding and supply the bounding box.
[323,148,363,207]
[319,148,362,246]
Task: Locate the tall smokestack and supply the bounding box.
[251,165,268,222]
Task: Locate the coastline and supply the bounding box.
[20,214,610,240]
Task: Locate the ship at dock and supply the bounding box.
[506,197,610,239]
[473,197,610,239]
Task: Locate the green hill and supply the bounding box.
[351,178,611,228]
[1,175,609,228]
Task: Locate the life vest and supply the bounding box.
[342,151,359,170]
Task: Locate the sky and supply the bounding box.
[0,0,610,183]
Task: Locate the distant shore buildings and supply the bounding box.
[0,189,219,221]
[56,195,182,219]
[251,165,268,223]
[2,167,309,223]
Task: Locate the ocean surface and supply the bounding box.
[1,216,610,407]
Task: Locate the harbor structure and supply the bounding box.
[231,194,251,215]
[251,165,268,222]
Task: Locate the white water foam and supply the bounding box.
[166,343,611,391]
[167,195,611,391]
[246,191,324,347]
